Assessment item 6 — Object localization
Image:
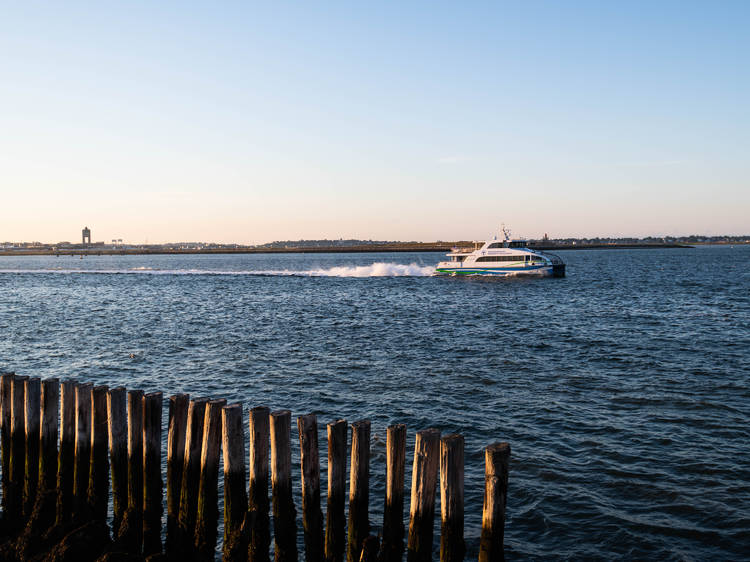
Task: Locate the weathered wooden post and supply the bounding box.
[143,392,163,556]
[439,434,464,562]
[73,382,93,518]
[222,403,248,561]
[177,398,208,552]
[381,423,406,562]
[195,398,226,559]
[270,409,297,561]
[166,393,189,553]
[325,419,347,562]
[23,376,41,518]
[38,378,60,494]
[88,385,109,521]
[248,405,271,562]
[25,378,60,534]
[1,373,14,516]
[125,389,144,550]
[56,380,75,525]
[478,442,510,562]
[407,428,440,562]
[298,413,323,562]
[8,375,28,527]
[347,420,371,562]
[107,387,128,535]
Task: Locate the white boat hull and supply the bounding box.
[434,263,565,277]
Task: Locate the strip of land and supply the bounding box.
[0,242,698,256]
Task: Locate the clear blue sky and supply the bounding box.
[2,1,748,243]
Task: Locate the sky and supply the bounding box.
[1,1,748,244]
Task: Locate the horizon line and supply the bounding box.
[2,233,749,247]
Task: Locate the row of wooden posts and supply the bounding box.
[0,373,510,560]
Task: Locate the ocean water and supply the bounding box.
[0,246,748,560]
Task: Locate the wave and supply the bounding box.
[0,262,436,278]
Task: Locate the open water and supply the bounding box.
[0,246,748,560]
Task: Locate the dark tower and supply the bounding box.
[82,227,91,245]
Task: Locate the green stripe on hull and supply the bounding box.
[435,266,551,276]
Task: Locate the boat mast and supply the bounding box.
[501,223,511,241]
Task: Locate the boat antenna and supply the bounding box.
[501,223,511,241]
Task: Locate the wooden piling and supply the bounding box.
[107,387,128,535]
[325,419,347,562]
[347,420,371,562]
[88,385,109,521]
[298,413,323,562]
[270,409,297,562]
[1,373,14,516]
[195,398,226,559]
[177,397,208,551]
[8,375,27,527]
[38,378,60,494]
[126,389,144,550]
[248,405,271,562]
[407,428,440,562]
[222,403,248,561]
[166,393,189,553]
[73,382,93,517]
[0,370,512,559]
[56,380,75,525]
[439,435,465,562]
[381,423,407,562]
[143,392,163,556]
[23,377,41,518]
[478,443,510,562]
[23,378,60,536]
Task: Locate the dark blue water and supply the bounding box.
[1,246,748,560]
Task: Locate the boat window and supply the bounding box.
[509,241,526,248]
[476,255,527,262]
[488,242,506,249]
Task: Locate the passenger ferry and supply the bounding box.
[435,228,565,277]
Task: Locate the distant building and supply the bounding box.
[82,227,91,245]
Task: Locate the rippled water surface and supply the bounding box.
[1,247,749,560]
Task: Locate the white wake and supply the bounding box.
[301,262,434,277]
[0,262,436,277]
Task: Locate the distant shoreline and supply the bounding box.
[0,242,710,256]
